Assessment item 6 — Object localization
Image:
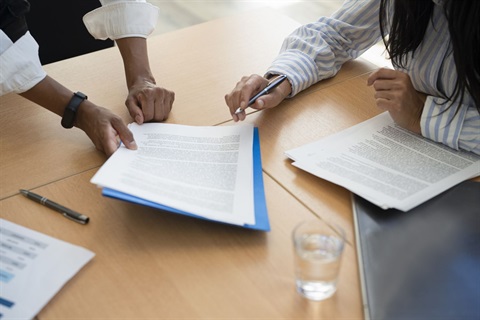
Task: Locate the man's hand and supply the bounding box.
[125,79,174,124]
[116,37,175,124]
[76,101,137,157]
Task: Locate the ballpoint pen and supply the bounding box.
[20,189,90,224]
[234,74,288,115]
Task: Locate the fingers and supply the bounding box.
[367,67,398,86]
[111,117,137,149]
[126,84,175,124]
[126,95,145,124]
[225,75,267,121]
[101,117,138,157]
[225,74,291,122]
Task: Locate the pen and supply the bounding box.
[19,189,89,224]
[234,74,288,114]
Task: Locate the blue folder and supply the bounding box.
[101,127,270,231]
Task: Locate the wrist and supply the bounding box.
[74,100,97,131]
[61,92,88,128]
[265,73,292,97]
[128,75,156,90]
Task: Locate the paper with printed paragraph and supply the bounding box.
[91,123,255,226]
[285,112,480,211]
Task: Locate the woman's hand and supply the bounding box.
[367,68,427,134]
[225,74,291,122]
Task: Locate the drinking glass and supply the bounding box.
[292,220,346,301]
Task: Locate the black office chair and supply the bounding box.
[25,0,114,65]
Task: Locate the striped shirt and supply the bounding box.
[267,0,480,155]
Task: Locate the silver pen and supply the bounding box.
[20,189,89,224]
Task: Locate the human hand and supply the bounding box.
[125,79,175,124]
[367,68,427,134]
[225,74,292,122]
[75,101,137,157]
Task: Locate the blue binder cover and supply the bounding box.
[101,127,270,231]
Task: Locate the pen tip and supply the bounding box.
[19,189,28,196]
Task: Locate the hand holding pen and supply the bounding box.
[225,74,291,121]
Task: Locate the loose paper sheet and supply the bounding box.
[0,219,94,319]
[285,112,480,211]
[91,123,255,226]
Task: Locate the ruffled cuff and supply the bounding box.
[83,1,159,40]
[0,31,46,94]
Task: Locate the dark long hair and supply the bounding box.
[379,0,480,113]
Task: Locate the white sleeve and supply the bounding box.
[83,0,159,40]
[0,31,46,95]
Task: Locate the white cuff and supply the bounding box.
[0,31,46,95]
[83,2,159,40]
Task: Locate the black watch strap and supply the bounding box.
[61,91,87,128]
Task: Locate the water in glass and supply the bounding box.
[294,234,343,301]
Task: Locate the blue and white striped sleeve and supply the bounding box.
[266,0,382,97]
[421,97,480,155]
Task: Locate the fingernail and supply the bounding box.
[135,115,142,124]
[130,140,138,150]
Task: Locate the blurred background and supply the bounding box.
[147,0,390,67]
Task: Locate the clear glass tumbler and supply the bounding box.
[292,220,346,301]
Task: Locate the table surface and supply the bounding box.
[0,9,387,319]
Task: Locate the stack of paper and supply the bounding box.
[285,112,480,211]
[91,123,269,231]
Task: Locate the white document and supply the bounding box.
[285,112,480,211]
[91,123,255,226]
[0,219,94,319]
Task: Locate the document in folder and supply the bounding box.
[91,123,269,231]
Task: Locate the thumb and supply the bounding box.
[113,119,138,151]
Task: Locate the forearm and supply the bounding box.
[267,0,382,97]
[19,76,73,116]
[115,37,155,89]
[18,76,97,130]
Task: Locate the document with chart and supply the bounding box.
[285,112,480,211]
[91,123,269,231]
[0,219,94,319]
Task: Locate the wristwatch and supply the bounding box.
[61,91,87,128]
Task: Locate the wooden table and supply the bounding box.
[243,73,382,244]
[0,8,375,200]
[0,9,380,319]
